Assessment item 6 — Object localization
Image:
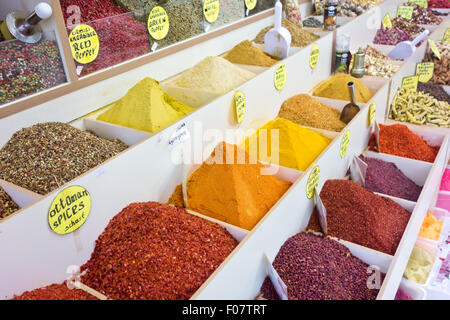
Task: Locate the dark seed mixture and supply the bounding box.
[0,40,66,105]
[360,156,423,202]
[417,83,450,104]
[260,232,381,300]
[0,186,19,220]
[81,202,238,300]
[12,282,97,300]
[0,122,128,195]
[307,179,410,255]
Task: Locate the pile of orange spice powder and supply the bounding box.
[369,123,439,162]
[80,202,238,300]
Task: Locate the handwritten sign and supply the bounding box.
[234,91,246,124]
[397,6,414,20]
[203,0,220,23]
[274,63,287,90]
[309,44,319,69]
[306,165,320,199]
[428,39,441,60]
[69,24,99,64]
[382,13,392,29]
[401,75,419,91]
[416,62,434,83]
[148,6,169,40]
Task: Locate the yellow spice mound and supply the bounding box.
[313,73,374,103]
[97,77,194,133]
[241,118,330,171]
[224,40,279,67]
[419,212,443,241]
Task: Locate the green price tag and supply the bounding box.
[409,0,427,8]
[402,75,419,91]
[397,6,414,19]
[415,62,434,83]
[443,28,450,44]
[382,13,392,28]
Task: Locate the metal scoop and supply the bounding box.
[340,81,360,124]
[388,29,429,60]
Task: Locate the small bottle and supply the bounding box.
[323,0,338,31]
[351,48,366,78]
[335,33,350,73]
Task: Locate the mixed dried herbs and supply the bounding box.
[0,187,19,220]
[0,122,128,195]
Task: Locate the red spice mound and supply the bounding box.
[12,283,97,300]
[307,179,410,255]
[369,124,439,163]
[60,0,127,23]
[81,202,238,300]
[260,232,381,300]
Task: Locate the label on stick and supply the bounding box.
[397,6,413,19]
[368,101,376,127]
[245,0,257,10]
[382,13,392,29]
[443,28,450,43]
[428,39,441,60]
[234,91,246,124]
[203,0,220,23]
[309,44,319,69]
[274,63,287,90]
[415,62,434,83]
[148,6,170,40]
[168,122,190,147]
[339,130,350,159]
[265,254,288,300]
[306,165,320,199]
[401,75,419,91]
[48,186,91,235]
[69,24,99,64]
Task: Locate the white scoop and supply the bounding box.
[388,29,429,60]
[264,1,291,59]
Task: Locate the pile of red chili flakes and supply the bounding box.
[12,283,97,300]
[80,202,238,300]
[369,124,439,163]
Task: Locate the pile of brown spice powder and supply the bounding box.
[81,202,238,300]
[254,19,320,47]
[307,179,410,255]
[224,40,280,67]
[12,283,98,300]
[0,186,19,220]
[278,94,346,132]
[259,232,381,300]
[0,122,128,195]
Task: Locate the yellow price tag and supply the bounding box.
[409,0,427,8]
[234,91,246,124]
[203,0,220,23]
[397,6,414,19]
[274,63,287,91]
[402,75,419,91]
[306,165,320,199]
[48,186,91,235]
[382,13,392,29]
[147,6,170,40]
[428,39,441,60]
[245,0,257,10]
[69,24,99,64]
[443,28,450,44]
[309,44,319,69]
[416,62,434,83]
[368,101,376,127]
[340,130,350,159]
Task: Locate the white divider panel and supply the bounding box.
[0,180,41,211]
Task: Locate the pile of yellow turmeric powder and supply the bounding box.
[168,142,292,230]
[313,73,374,103]
[97,77,194,133]
[241,118,331,171]
[224,40,280,67]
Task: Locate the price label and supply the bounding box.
[265,254,288,300]
[397,6,414,20]
[309,44,319,69]
[274,63,287,90]
[234,91,246,124]
[401,75,419,91]
[245,0,257,10]
[48,186,91,235]
[409,0,427,8]
[416,62,434,83]
[69,24,99,64]
[147,6,170,40]
[443,28,450,43]
[203,0,220,23]
[368,101,376,127]
[382,13,392,29]
[168,122,190,147]
[340,130,350,159]
[306,165,320,199]
[428,39,441,60]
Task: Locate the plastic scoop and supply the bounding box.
[264,1,291,59]
[340,81,360,124]
[388,29,429,60]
